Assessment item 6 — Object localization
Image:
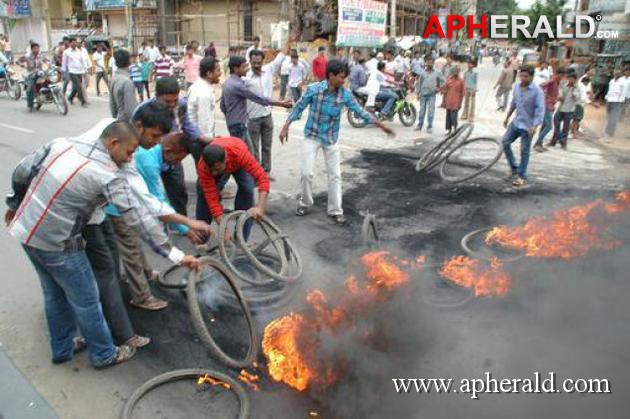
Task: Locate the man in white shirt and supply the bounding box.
[245,35,292,175]
[604,71,625,138]
[188,56,222,140]
[246,36,261,63]
[145,40,160,62]
[62,37,89,106]
[365,50,379,74]
[287,49,308,102]
[534,61,553,86]
[92,43,109,96]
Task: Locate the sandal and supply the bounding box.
[73,337,87,354]
[130,296,169,311]
[95,345,136,369]
[124,335,151,349]
[329,214,346,224]
[295,206,308,216]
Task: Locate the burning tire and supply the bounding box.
[415,123,474,173]
[187,257,258,369]
[119,369,250,419]
[235,212,303,283]
[361,212,380,249]
[418,272,475,309]
[461,227,525,263]
[438,137,503,184]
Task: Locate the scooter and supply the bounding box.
[21,65,68,115]
[0,63,21,100]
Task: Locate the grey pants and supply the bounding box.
[82,219,134,344]
[247,114,274,172]
[109,216,155,303]
[606,102,623,137]
[496,87,510,110]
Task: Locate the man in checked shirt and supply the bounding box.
[279,59,394,224]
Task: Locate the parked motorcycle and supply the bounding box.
[348,83,417,128]
[0,64,22,100]
[21,65,68,115]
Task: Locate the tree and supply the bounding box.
[517,0,568,46]
[477,0,519,36]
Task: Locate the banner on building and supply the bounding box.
[0,0,32,17]
[336,0,387,47]
[84,0,154,10]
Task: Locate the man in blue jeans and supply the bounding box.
[414,57,443,133]
[5,121,203,369]
[501,65,545,188]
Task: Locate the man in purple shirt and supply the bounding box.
[220,55,291,151]
[502,65,545,188]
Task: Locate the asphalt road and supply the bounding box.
[0,61,629,419]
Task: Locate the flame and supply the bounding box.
[262,251,412,392]
[238,369,261,392]
[484,195,629,260]
[197,374,231,390]
[439,256,511,297]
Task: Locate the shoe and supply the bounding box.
[427,128,433,134]
[512,177,528,187]
[73,336,87,354]
[94,345,136,369]
[295,206,308,216]
[503,172,518,182]
[545,142,556,149]
[147,270,160,281]
[329,214,346,224]
[560,143,567,150]
[130,295,168,311]
[533,145,544,153]
[414,126,423,131]
[81,102,88,108]
[124,335,151,349]
[497,107,504,111]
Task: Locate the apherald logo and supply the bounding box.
[422,14,603,39]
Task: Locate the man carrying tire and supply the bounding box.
[197,137,270,237]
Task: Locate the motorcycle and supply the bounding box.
[0,64,22,100]
[348,82,417,128]
[21,65,68,115]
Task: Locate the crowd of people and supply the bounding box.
[1,33,630,369]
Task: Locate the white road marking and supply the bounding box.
[0,122,34,134]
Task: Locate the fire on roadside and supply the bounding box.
[238,369,261,392]
[197,374,231,390]
[484,192,629,260]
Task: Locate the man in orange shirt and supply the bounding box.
[312,46,328,82]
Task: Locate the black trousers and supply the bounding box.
[161,162,188,216]
[445,109,459,131]
[82,219,134,344]
[68,73,86,104]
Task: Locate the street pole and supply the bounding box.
[124,0,133,49]
[390,0,397,38]
[41,0,53,53]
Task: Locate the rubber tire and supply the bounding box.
[119,369,250,419]
[415,123,474,173]
[461,227,524,263]
[8,78,21,100]
[398,102,417,127]
[219,211,281,286]
[187,257,258,369]
[53,89,68,115]
[438,136,502,184]
[418,274,475,310]
[347,108,368,128]
[361,213,379,249]
[236,213,302,283]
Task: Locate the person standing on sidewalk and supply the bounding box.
[109,49,138,122]
[279,60,394,224]
[92,43,109,96]
[414,57,444,133]
[604,71,626,138]
[501,65,545,188]
[154,46,175,80]
[548,72,581,150]
[312,46,328,82]
[180,44,202,90]
[220,55,292,151]
[245,34,292,177]
[287,49,308,103]
[495,60,515,111]
[62,37,89,107]
[441,66,465,134]
[129,53,145,101]
[533,67,565,152]
[461,59,478,122]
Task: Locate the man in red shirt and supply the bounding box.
[197,137,269,235]
[312,46,328,82]
[534,67,565,152]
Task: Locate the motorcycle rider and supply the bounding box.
[363,61,398,119]
[17,42,48,112]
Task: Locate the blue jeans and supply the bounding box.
[417,94,436,129]
[25,72,37,109]
[502,123,532,180]
[377,88,397,116]
[536,108,554,146]
[227,122,255,154]
[23,245,116,367]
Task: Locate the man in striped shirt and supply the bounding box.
[5,120,205,369]
[154,46,174,80]
[129,53,144,100]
